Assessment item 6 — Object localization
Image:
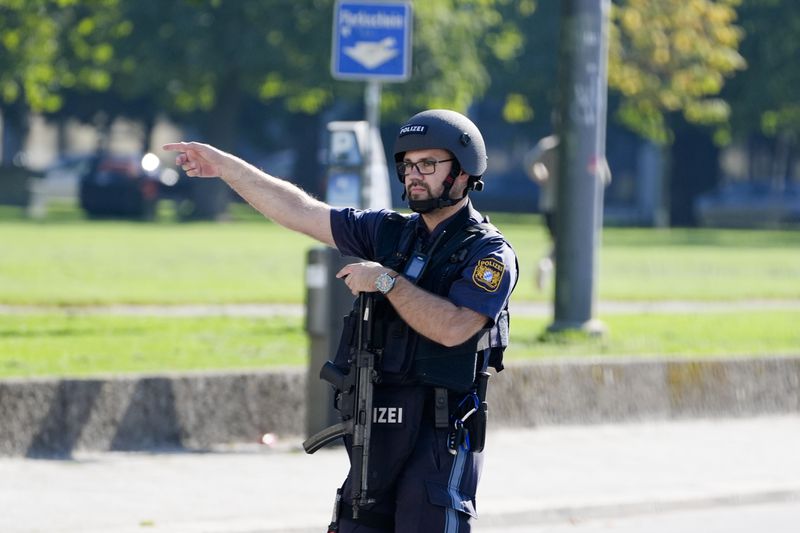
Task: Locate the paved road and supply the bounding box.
[2,416,799,532]
[484,501,800,533]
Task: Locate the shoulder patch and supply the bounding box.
[472,258,505,292]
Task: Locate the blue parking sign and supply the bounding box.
[332,0,412,82]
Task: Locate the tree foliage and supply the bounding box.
[1,0,523,150]
[0,0,787,152]
[381,0,515,119]
[723,0,800,141]
[480,0,748,145]
[0,0,63,113]
[608,0,746,144]
[481,0,557,127]
[0,0,124,113]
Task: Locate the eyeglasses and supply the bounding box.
[396,158,455,176]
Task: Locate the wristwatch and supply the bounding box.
[375,272,397,295]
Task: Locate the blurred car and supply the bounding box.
[79,152,188,219]
[693,181,800,228]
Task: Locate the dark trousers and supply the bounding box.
[337,391,483,532]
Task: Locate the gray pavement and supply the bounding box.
[505,502,800,533]
[2,416,799,532]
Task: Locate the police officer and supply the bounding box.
[164,109,517,532]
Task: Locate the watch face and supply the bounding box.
[377,273,395,294]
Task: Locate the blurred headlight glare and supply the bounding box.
[159,168,180,186]
[141,153,161,172]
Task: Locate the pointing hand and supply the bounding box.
[162,141,227,178]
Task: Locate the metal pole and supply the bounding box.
[365,80,381,133]
[363,80,382,208]
[550,0,610,335]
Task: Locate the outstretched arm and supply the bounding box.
[163,142,335,247]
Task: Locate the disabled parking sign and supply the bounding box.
[332,0,413,82]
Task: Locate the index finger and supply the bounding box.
[162,142,190,152]
[335,265,351,279]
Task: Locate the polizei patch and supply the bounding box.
[373,406,404,424]
[398,124,427,137]
[472,258,505,292]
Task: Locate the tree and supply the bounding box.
[479,0,747,146]
[1,1,126,123]
[480,0,559,132]
[93,0,514,218]
[3,0,757,212]
[1,0,63,164]
[723,0,800,183]
[607,0,746,144]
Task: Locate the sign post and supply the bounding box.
[330,0,413,217]
[332,0,413,180]
[331,0,413,177]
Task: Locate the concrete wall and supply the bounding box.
[0,370,305,457]
[488,356,800,426]
[2,356,799,457]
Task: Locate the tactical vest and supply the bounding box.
[333,207,512,393]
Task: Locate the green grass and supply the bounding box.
[2,310,798,379]
[597,228,800,301]
[1,204,799,378]
[0,314,307,378]
[507,311,800,360]
[2,206,799,305]
[0,204,317,305]
[497,215,800,302]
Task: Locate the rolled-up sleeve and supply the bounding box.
[329,208,392,260]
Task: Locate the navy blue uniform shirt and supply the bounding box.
[330,200,517,325]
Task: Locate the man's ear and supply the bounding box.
[451,173,471,196]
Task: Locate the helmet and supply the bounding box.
[393,109,487,178]
[392,109,487,213]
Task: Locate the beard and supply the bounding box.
[406,179,434,200]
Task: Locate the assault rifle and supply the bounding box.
[303,292,377,519]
